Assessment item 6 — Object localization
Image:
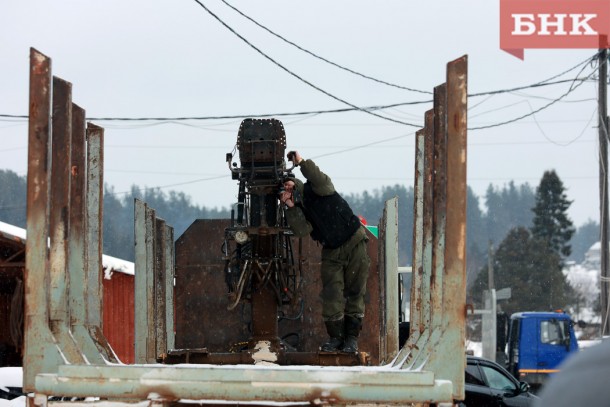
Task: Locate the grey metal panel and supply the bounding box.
[134,199,148,363]
[154,217,167,359]
[48,76,86,364]
[383,197,399,362]
[145,206,156,363]
[396,110,434,368]
[164,224,175,351]
[83,124,119,362]
[85,124,104,327]
[69,104,107,364]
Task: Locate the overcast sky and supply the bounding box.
[0,1,604,228]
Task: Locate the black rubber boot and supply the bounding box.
[320,319,344,352]
[341,316,362,353]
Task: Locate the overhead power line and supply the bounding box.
[0,76,593,125]
[191,0,420,127]
[219,0,432,95]
[219,0,598,99]
[469,70,596,130]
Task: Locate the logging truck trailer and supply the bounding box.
[19,48,468,406]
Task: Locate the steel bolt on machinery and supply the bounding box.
[22,47,467,406]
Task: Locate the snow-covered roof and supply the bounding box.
[0,220,134,276]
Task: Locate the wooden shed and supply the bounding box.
[0,221,135,365]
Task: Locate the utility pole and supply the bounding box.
[488,241,495,291]
[598,45,609,337]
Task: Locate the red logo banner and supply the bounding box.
[500,0,610,59]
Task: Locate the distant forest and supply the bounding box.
[0,169,600,286]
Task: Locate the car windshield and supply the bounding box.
[540,319,568,345]
[480,364,517,391]
[465,363,486,386]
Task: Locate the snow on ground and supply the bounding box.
[466,340,482,357]
[0,367,24,407]
[0,367,22,390]
[0,397,25,407]
[563,243,602,324]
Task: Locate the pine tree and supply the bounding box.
[470,227,571,314]
[531,170,575,259]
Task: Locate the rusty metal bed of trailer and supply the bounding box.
[21,48,467,406]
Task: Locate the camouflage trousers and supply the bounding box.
[320,226,371,321]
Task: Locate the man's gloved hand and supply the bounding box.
[287,150,303,165]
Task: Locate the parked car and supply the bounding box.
[462,356,539,406]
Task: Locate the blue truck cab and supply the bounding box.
[506,311,578,387]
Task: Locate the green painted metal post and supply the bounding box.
[69,105,107,364]
[85,124,119,362]
[85,125,104,327]
[48,76,86,364]
[383,197,399,362]
[164,224,175,351]
[397,110,434,368]
[134,200,157,363]
[145,206,157,362]
[134,199,148,363]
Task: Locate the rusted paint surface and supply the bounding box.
[396,59,468,383]
[47,76,88,365]
[431,83,447,330]
[155,217,167,359]
[174,219,256,350]
[174,219,380,364]
[24,48,64,392]
[441,55,468,400]
[49,76,72,324]
[421,109,435,337]
[409,128,425,343]
[68,104,86,326]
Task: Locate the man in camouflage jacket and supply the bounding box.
[279,151,370,353]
